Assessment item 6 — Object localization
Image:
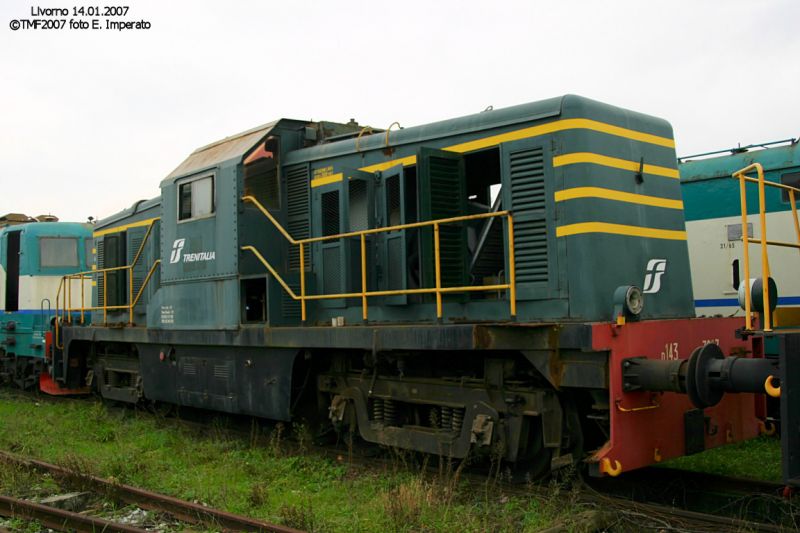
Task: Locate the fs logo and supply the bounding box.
[169,239,186,264]
[643,259,667,294]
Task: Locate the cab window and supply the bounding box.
[178,175,214,221]
[40,237,78,268]
[781,171,800,202]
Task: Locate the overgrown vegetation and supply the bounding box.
[0,393,567,532]
[0,391,783,531]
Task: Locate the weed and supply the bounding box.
[210,416,231,442]
[269,422,285,457]
[294,422,312,454]
[249,417,260,448]
[279,500,317,531]
[58,452,101,492]
[383,477,433,532]
[248,482,269,507]
[0,462,57,498]
[1,517,46,533]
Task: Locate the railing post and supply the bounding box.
[738,172,752,330]
[66,276,72,324]
[507,216,517,318]
[791,190,800,252]
[80,275,85,324]
[757,164,772,331]
[361,234,368,322]
[434,223,442,320]
[299,243,307,324]
[55,277,65,349]
[129,266,134,325]
[103,271,108,326]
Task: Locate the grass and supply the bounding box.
[0,392,568,532]
[663,435,783,481]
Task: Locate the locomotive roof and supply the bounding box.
[679,140,800,183]
[0,221,92,238]
[159,95,673,188]
[94,196,161,232]
[163,120,280,183]
[283,94,672,166]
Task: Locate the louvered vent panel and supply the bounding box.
[245,160,279,210]
[286,165,311,271]
[281,281,301,320]
[509,148,549,284]
[96,240,105,305]
[128,235,144,304]
[427,155,467,287]
[213,364,230,379]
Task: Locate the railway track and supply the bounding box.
[0,494,150,533]
[0,451,303,533]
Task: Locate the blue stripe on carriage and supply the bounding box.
[695,296,800,307]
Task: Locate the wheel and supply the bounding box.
[509,417,552,483]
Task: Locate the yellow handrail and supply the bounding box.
[241,195,517,323]
[55,220,161,349]
[733,163,800,331]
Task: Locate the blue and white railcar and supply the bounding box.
[680,139,800,318]
[0,221,93,389]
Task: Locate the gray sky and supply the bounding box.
[1,0,798,223]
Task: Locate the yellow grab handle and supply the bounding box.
[758,420,777,436]
[601,458,622,477]
[765,375,781,398]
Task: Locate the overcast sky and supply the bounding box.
[1,0,797,223]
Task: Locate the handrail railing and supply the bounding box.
[54,220,160,349]
[242,195,517,323]
[733,162,800,331]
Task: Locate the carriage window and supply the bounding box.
[178,175,215,221]
[781,172,800,203]
[40,237,79,267]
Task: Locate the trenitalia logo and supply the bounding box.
[169,239,185,264]
[169,238,216,264]
[643,259,667,294]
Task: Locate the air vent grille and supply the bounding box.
[128,235,144,304]
[509,147,549,284]
[286,164,310,271]
[96,240,105,304]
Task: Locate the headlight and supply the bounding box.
[625,285,644,316]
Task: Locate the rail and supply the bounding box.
[733,162,800,331]
[241,195,517,323]
[54,220,161,348]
